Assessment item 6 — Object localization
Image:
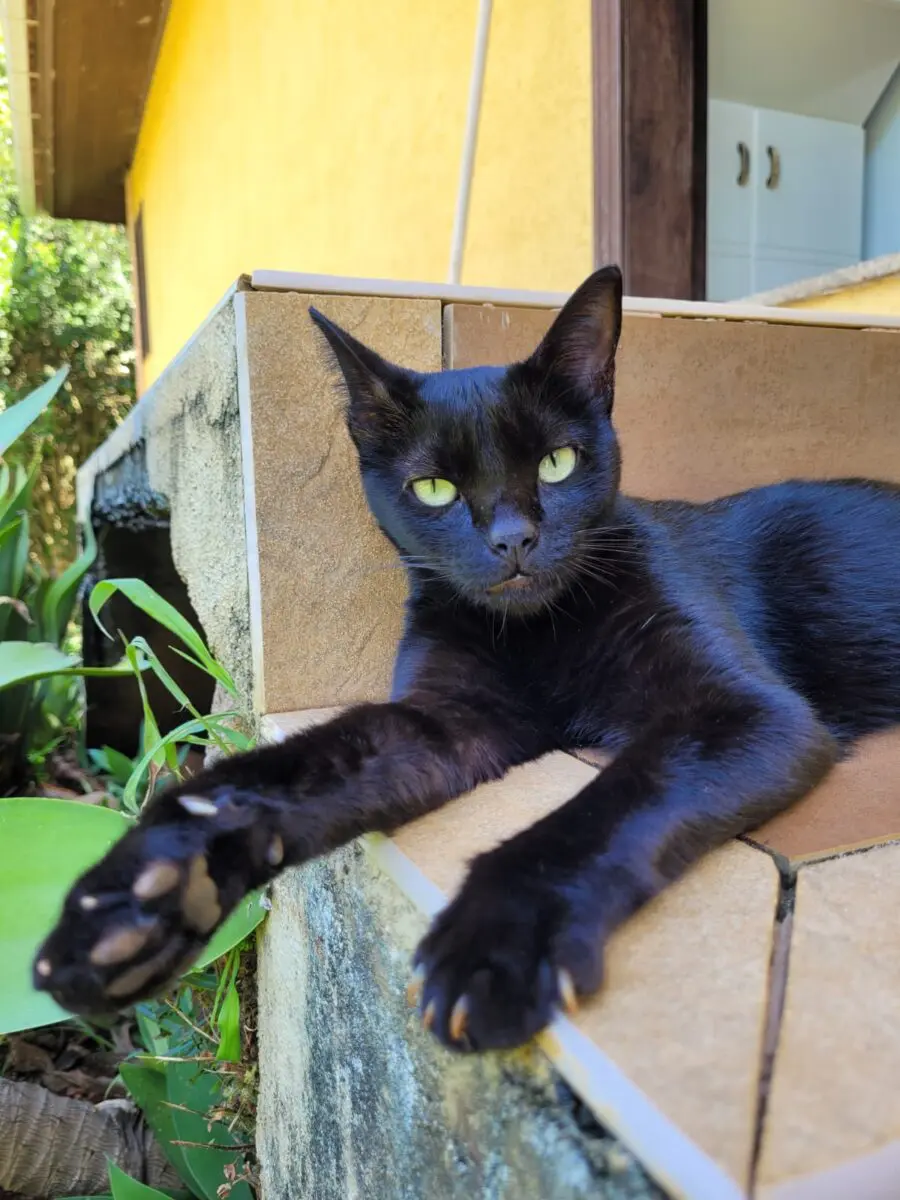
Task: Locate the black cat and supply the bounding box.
[34,266,900,1052]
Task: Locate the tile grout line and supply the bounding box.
[748,865,797,1197]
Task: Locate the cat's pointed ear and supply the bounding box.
[527,265,623,407]
[309,308,418,445]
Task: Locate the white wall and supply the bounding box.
[709,0,900,124]
[864,66,900,258]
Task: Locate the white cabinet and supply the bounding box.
[707,100,864,300]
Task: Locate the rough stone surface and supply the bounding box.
[78,292,253,705]
[237,291,442,715]
[257,844,664,1200]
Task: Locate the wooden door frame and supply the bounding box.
[592,0,708,300]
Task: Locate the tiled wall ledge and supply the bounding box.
[258,712,900,1200]
[77,274,900,1198]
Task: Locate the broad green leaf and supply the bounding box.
[0,641,77,689]
[0,367,69,455]
[108,1161,173,1200]
[165,1058,253,1200]
[90,579,236,696]
[119,1061,198,1195]
[0,641,138,691]
[0,797,132,1033]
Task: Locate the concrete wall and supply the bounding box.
[256,843,661,1200]
[77,288,254,707]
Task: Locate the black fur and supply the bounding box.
[35,266,900,1052]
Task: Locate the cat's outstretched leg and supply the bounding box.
[413,682,836,1051]
[33,682,545,1016]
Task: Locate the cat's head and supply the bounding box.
[311,266,623,614]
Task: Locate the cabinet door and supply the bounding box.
[708,101,756,247]
[707,100,755,299]
[754,109,863,262]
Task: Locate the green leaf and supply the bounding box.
[0,366,69,455]
[214,978,241,1062]
[129,636,201,718]
[125,642,166,806]
[193,890,267,970]
[103,744,137,787]
[0,641,137,691]
[89,579,236,696]
[41,520,98,645]
[134,1003,171,1058]
[122,714,241,811]
[0,797,132,1033]
[0,641,78,688]
[119,1061,196,1190]
[108,1160,173,1200]
[165,1058,253,1200]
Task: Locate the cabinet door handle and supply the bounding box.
[737,141,750,186]
[766,146,781,190]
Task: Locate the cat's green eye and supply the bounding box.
[538,446,577,484]
[411,477,459,507]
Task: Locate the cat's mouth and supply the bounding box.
[486,572,534,595]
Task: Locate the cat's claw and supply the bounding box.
[406,964,426,1007]
[557,967,579,1015]
[449,995,469,1042]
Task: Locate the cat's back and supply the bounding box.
[654,478,900,739]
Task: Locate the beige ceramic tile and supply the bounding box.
[237,291,441,715]
[443,303,555,368]
[750,728,900,864]
[757,843,900,1193]
[390,751,598,895]
[568,842,779,1190]
[445,305,900,501]
[760,1140,900,1200]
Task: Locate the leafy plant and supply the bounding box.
[0,366,118,791]
[0,574,265,1197]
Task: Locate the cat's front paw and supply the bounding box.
[32,788,280,1015]
[411,861,605,1052]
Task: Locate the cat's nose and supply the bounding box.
[487,515,539,563]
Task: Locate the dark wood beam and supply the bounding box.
[592,0,708,300]
[44,0,169,223]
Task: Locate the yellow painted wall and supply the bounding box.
[462,0,593,291]
[128,0,593,387]
[784,275,900,315]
